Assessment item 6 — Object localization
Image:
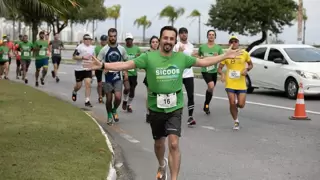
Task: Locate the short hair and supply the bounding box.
[207,29,217,38]
[160,26,178,39]
[108,28,117,36]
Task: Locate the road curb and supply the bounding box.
[84,112,117,180]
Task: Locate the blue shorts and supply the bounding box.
[225,88,247,94]
[35,58,49,69]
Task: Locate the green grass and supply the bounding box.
[0,80,111,180]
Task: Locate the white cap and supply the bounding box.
[125,33,133,40]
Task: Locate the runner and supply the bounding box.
[3,35,14,76]
[72,34,95,107]
[86,26,242,180]
[198,30,224,115]
[97,28,127,125]
[94,35,108,103]
[14,35,23,79]
[173,27,196,126]
[0,39,11,79]
[17,35,33,84]
[122,33,141,112]
[33,31,50,87]
[218,36,253,130]
[144,35,159,123]
[49,33,64,83]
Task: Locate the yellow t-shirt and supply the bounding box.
[220,50,251,90]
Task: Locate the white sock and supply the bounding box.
[123,94,129,101]
[128,97,133,105]
[85,97,90,102]
[235,119,239,122]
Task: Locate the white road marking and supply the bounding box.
[201,126,216,130]
[120,133,140,143]
[188,92,320,115]
[60,92,68,97]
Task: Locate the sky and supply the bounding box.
[75,0,320,44]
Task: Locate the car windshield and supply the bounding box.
[284,47,320,62]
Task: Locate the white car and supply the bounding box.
[246,44,320,99]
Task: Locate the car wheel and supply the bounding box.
[246,75,254,94]
[285,78,298,99]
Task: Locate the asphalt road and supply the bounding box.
[6,61,320,180]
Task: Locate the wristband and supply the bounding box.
[101,63,105,70]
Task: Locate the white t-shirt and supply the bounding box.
[173,41,194,78]
[73,43,95,71]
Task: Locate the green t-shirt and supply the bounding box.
[94,45,104,57]
[125,45,141,76]
[33,40,49,60]
[198,44,224,73]
[0,46,10,62]
[133,51,197,113]
[18,41,33,60]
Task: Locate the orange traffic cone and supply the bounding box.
[289,83,310,120]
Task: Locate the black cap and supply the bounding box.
[39,31,45,35]
[178,27,188,34]
[100,35,108,41]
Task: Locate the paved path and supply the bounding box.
[6,61,320,180]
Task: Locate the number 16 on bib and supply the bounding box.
[157,93,177,109]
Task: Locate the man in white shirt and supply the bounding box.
[173,27,196,126]
[72,34,95,107]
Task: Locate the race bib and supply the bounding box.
[39,50,46,56]
[229,70,241,79]
[23,52,30,56]
[156,93,177,109]
[18,52,21,56]
[53,49,60,54]
[3,54,8,60]
[206,65,216,71]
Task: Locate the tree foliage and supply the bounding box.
[159,6,185,26]
[207,0,298,50]
[134,15,152,42]
[106,4,121,29]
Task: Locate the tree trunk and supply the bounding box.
[13,20,16,40]
[70,20,73,43]
[142,26,146,43]
[198,16,201,44]
[18,21,21,35]
[302,20,306,44]
[246,30,267,52]
[92,20,95,39]
[32,21,38,43]
[114,19,117,29]
[171,20,174,27]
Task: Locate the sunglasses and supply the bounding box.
[84,38,91,40]
[229,40,238,43]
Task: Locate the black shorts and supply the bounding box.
[148,108,182,140]
[95,70,103,83]
[9,57,11,65]
[52,56,61,66]
[129,76,138,88]
[16,59,21,67]
[143,76,148,87]
[202,72,218,85]
[75,70,92,82]
[21,59,31,71]
[0,61,9,65]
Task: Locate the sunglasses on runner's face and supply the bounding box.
[229,40,238,43]
[84,38,91,40]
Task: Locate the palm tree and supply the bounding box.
[188,9,201,44]
[159,6,185,26]
[134,15,151,42]
[106,4,121,29]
